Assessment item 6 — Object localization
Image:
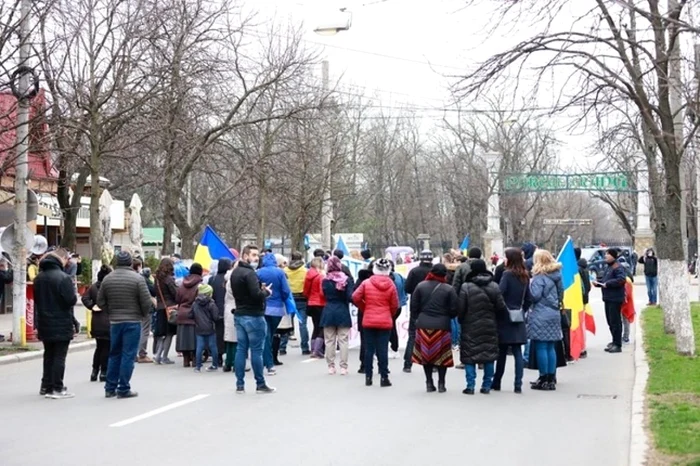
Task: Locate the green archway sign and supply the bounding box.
[502,172,632,193]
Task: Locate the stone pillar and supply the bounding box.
[483,152,504,257]
[634,168,655,254]
[417,234,430,252]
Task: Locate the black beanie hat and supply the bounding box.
[189,263,203,276]
[470,259,487,274]
[431,263,447,277]
[606,248,619,259]
[468,247,482,259]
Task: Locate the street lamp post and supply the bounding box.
[314,9,352,252]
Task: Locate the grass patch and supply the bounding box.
[643,305,700,465]
[0,346,38,356]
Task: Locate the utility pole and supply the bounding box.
[11,0,32,346]
[320,60,333,252]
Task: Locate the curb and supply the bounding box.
[629,309,650,466]
[0,340,96,366]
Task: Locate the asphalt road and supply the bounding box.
[0,287,645,466]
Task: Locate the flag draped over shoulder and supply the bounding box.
[556,237,586,359]
[193,226,236,272]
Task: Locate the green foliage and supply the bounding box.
[643,306,700,463]
[79,258,92,285]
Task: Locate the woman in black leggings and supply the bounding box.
[304,257,326,358]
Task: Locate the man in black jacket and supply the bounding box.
[402,250,433,373]
[34,251,79,399]
[593,248,627,354]
[639,248,658,305]
[230,245,275,394]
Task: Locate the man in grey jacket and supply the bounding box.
[98,251,152,399]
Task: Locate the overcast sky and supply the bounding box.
[250,0,606,170]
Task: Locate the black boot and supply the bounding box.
[380,377,392,387]
[272,335,283,366]
[365,376,373,386]
[545,374,557,391]
[530,375,545,387]
[437,367,447,393]
[91,369,99,382]
[423,365,436,392]
[99,372,107,382]
[358,364,365,374]
[530,375,548,390]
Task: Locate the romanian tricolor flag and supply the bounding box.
[557,237,586,360]
[193,225,236,273]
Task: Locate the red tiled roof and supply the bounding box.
[0,89,58,180]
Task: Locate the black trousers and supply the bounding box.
[561,316,571,359]
[605,301,623,347]
[92,338,110,374]
[41,340,70,393]
[389,312,400,352]
[307,306,324,340]
[403,324,416,369]
[358,311,365,364]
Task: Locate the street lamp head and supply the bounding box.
[313,9,352,36]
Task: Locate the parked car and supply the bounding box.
[583,246,633,280]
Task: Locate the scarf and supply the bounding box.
[425,273,447,283]
[328,271,348,291]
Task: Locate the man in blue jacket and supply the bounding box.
[593,248,627,353]
[257,253,292,375]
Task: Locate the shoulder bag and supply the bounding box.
[157,280,178,325]
[507,281,527,323]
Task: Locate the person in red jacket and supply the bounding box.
[304,257,326,358]
[352,258,399,388]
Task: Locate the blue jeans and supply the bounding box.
[450,318,460,347]
[364,328,390,378]
[535,340,557,376]
[523,339,531,366]
[465,362,495,390]
[263,315,282,370]
[105,322,141,394]
[645,276,658,304]
[196,334,218,369]
[295,298,309,353]
[493,344,524,390]
[234,315,267,389]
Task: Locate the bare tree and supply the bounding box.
[456,0,699,354]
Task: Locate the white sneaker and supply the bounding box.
[47,390,75,400]
[389,351,399,359]
[267,368,277,376]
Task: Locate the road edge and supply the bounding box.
[629,308,650,466]
[0,340,96,366]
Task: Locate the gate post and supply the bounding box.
[483,152,504,257]
[634,167,655,256]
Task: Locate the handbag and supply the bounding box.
[507,282,527,323]
[157,280,178,325]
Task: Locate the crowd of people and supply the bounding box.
[27,240,650,399]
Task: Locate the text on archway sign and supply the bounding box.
[502,172,631,193]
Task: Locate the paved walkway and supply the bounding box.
[0,289,647,466]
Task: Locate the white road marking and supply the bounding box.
[301,358,320,363]
[109,394,210,427]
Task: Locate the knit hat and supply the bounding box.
[198,284,213,297]
[606,248,619,259]
[470,259,487,274]
[468,247,482,259]
[373,258,392,276]
[116,251,133,267]
[190,263,203,276]
[430,263,447,277]
[333,249,345,259]
[361,249,372,260]
[419,249,433,263]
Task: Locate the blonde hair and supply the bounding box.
[310,257,324,271]
[350,250,362,261]
[532,249,562,275]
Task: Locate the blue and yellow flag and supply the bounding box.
[556,237,586,359]
[193,225,236,272]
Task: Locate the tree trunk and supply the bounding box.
[162,212,174,256]
[662,260,696,355]
[257,179,267,247]
[89,158,102,283]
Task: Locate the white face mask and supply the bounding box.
[249,261,259,269]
